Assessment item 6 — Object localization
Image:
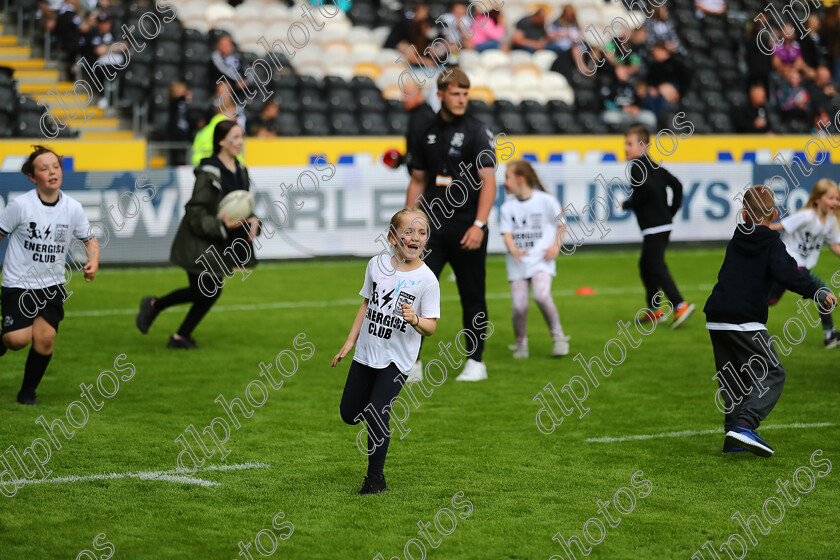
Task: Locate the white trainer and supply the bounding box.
[406,360,423,383]
[456,358,487,381]
[552,335,571,357]
[512,343,529,359]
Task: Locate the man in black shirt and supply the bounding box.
[405,68,497,382]
[621,125,694,328]
[732,84,774,134]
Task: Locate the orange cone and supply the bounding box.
[575,286,596,296]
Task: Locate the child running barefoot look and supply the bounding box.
[768,179,840,348]
[704,184,837,457]
[0,146,100,404]
[332,209,440,495]
[500,161,570,358]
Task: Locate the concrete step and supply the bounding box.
[36,92,91,105]
[67,118,121,131]
[0,36,18,47]
[0,46,32,60]
[46,104,106,120]
[13,69,60,83]
[82,130,136,140]
[0,58,46,70]
[19,81,79,95]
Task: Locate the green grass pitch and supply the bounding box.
[0,248,838,559]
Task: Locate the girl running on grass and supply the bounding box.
[331,208,440,495]
[769,178,840,348]
[0,145,99,404]
[500,160,570,358]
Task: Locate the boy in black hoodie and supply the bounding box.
[704,184,837,457]
[621,126,694,328]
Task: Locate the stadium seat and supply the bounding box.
[497,111,529,135]
[526,113,557,134]
[328,88,358,111]
[301,113,330,135]
[330,112,360,135]
[551,111,578,134]
[386,110,409,134]
[274,87,302,112]
[349,3,377,27]
[708,112,735,133]
[357,89,386,112]
[277,112,302,136]
[0,87,16,109]
[579,112,608,134]
[359,112,389,135]
[573,89,600,111]
[351,75,377,91]
[521,99,548,115]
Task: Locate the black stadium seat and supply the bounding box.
[301,113,330,135]
[274,87,301,112]
[497,111,528,135]
[386,110,409,134]
[327,88,358,111]
[359,112,389,135]
[330,112,360,135]
[526,114,556,134]
[356,89,386,112]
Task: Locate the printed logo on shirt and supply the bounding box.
[797,231,822,256]
[393,291,416,317]
[451,132,464,147]
[426,134,437,144]
[3,315,12,328]
[54,223,68,244]
[22,221,66,263]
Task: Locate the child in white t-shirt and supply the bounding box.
[769,178,840,347]
[331,208,440,495]
[0,146,99,404]
[499,161,570,358]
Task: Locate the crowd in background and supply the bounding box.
[33,0,840,141]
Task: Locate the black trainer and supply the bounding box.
[16,390,38,405]
[136,296,158,334]
[167,335,198,349]
[824,331,840,349]
[357,474,388,495]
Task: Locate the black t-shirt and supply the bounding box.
[406,112,497,224]
[516,16,547,41]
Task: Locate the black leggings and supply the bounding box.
[339,361,406,477]
[154,272,222,338]
[640,231,684,309]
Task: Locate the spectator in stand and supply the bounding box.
[85,11,127,105]
[247,98,281,137]
[776,66,812,122]
[605,27,646,78]
[732,84,773,134]
[512,8,548,53]
[193,83,245,166]
[645,42,691,113]
[399,18,440,70]
[56,0,95,77]
[824,6,840,81]
[384,3,428,49]
[695,0,726,19]
[645,5,684,56]
[744,13,774,92]
[439,1,473,51]
[471,7,507,52]
[805,65,837,130]
[208,35,254,97]
[800,14,828,71]
[546,5,581,57]
[773,24,813,79]
[600,64,657,129]
[168,82,193,165]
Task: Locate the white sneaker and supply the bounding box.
[512,343,529,359]
[552,335,571,357]
[456,358,487,381]
[507,343,518,350]
[406,360,423,383]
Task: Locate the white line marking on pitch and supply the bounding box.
[585,422,833,443]
[10,461,271,488]
[65,284,716,318]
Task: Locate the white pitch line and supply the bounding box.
[585,422,834,443]
[65,284,716,318]
[10,461,271,488]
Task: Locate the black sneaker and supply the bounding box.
[16,390,38,405]
[136,296,158,334]
[357,474,388,495]
[167,335,198,349]
[825,332,840,349]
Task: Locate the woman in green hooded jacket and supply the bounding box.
[135,120,260,348]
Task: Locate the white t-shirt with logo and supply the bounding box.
[780,209,840,269]
[353,255,441,373]
[0,190,92,289]
[499,190,563,281]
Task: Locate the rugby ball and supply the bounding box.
[217,190,254,221]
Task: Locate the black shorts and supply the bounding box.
[1,286,66,333]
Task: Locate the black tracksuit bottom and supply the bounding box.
[710,329,786,432]
[422,220,488,361]
[340,361,407,477]
[640,231,684,309]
